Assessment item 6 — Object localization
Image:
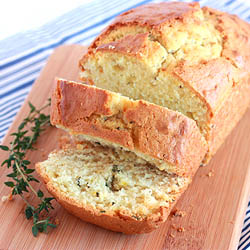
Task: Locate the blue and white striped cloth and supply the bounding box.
[0,0,249,249]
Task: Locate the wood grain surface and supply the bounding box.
[0,45,249,250]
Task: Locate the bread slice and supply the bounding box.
[36,141,190,234]
[79,2,250,162]
[51,78,207,177]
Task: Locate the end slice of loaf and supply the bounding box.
[51,78,207,177]
[79,2,250,162]
[36,141,191,234]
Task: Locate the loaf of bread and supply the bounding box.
[36,141,190,234]
[79,2,250,162]
[37,2,250,234]
[51,78,207,177]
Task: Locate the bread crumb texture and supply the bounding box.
[51,79,208,177]
[38,142,189,218]
[80,2,223,135]
[80,2,250,161]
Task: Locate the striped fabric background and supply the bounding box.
[0,0,249,248]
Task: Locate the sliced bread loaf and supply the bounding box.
[51,78,207,177]
[36,141,190,234]
[79,2,250,162]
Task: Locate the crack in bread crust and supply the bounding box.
[51,79,208,177]
[79,2,250,162]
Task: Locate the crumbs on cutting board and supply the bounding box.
[171,208,186,218]
[55,217,60,225]
[171,224,186,233]
[206,170,214,177]
[199,169,215,178]
[168,208,188,237]
[1,193,13,202]
[177,227,185,232]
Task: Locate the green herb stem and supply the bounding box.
[0,98,56,236]
[15,160,41,201]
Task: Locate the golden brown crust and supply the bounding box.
[79,2,250,162]
[202,7,250,72]
[173,58,236,116]
[205,74,250,160]
[97,33,147,54]
[122,101,206,176]
[201,7,250,159]
[90,2,201,49]
[112,2,200,27]
[79,2,202,67]
[51,78,135,149]
[51,79,207,177]
[97,33,152,59]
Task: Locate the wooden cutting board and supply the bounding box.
[0,44,249,250]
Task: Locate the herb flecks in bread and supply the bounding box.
[80,2,250,162]
[51,79,208,177]
[36,141,190,234]
[35,1,250,235]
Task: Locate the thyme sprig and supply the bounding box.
[0,99,56,236]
